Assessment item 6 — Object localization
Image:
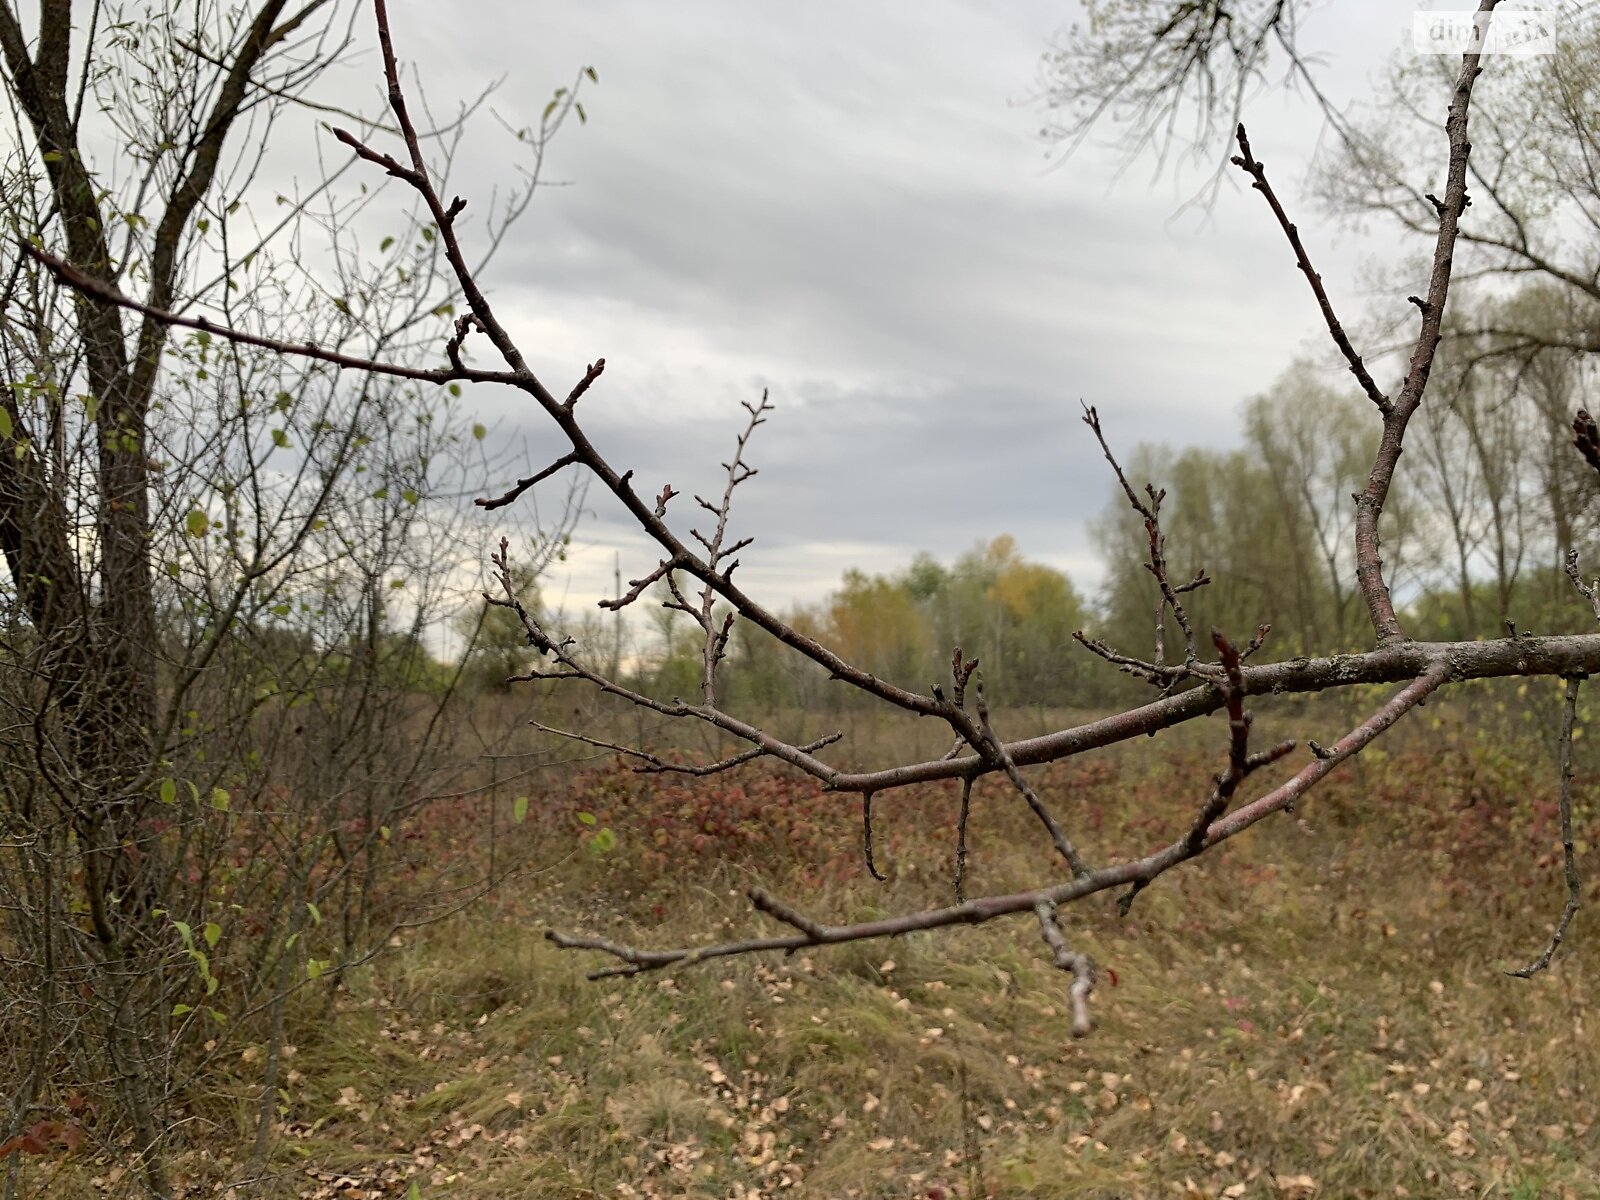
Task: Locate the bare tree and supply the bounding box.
[28,0,1596,1070]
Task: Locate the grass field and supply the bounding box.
[25,691,1600,1198]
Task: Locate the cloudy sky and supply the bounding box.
[341,0,1445,617]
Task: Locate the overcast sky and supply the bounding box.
[344,0,1445,617]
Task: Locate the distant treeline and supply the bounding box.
[660,336,1600,711]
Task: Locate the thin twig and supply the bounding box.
[954,776,974,903]
[1507,675,1583,978]
[1231,124,1390,415]
[974,674,1088,876]
[1035,900,1096,1037]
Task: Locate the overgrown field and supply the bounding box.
[26,692,1600,1198]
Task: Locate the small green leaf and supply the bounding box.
[332,297,351,316]
[306,958,323,981]
[271,429,289,449]
[584,66,598,83]
[172,1004,193,1017]
[210,787,230,812]
[401,488,419,505]
[307,901,321,926]
[471,423,487,441]
[591,827,616,853]
[408,1181,422,1200]
[576,102,586,124]
[173,921,193,948]
[159,778,177,805]
[380,236,395,252]
[203,922,221,949]
[447,382,461,398]
[185,509,209,537]
[576,811,597,826]
[513,795,529,824]
[0,410,12,440]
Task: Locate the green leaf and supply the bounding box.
[471,423,487,441]
[576,810,597,826]
[380,236,395,253]
[271,429,289,449]
[420,225,436,243]
[203,922,221,949]
[307,901,321,926]
[332,297,351,316]
[513,795,529,824]
[210,787,230,812]
[447,383,461,398]
[576,102,586,124]
[159,778,176,805]
[591,827,616,853]
[173,921,193,948]
[0,410,12,440]
[185,509,209,537]
[306,958,324,981]
[401,488,420,505]
[584,66,598,83]
[408,1181,422,1200]
[172,1004,193,1017]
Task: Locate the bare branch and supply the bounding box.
[475,452,582,512]
[973,673,1088,876]
[598,559,681,612]
[862,793,886,882]
[954,775,974,903]
[1354,3,1501,646]
[18,244,524,387]
[1035,900,1095,1038]
[548,666,1446,982]
[1506,675,1583,979]
[1231,123,1391,415]
[1082,404,1203,666]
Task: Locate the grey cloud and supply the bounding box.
[384,0,1420,608]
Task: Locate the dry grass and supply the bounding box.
[27,691,1600,1198]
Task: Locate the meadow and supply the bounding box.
[25,689,1598,1199]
